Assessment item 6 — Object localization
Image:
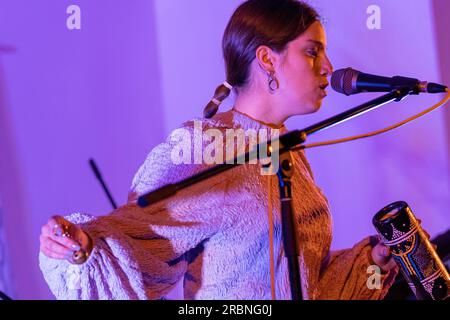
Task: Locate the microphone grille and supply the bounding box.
[331,68,359,95]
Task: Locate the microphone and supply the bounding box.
[331,67,447,96]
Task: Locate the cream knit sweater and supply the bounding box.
[39,110,396,300]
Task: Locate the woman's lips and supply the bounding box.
[319,83,329,98]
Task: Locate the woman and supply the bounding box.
[39,0,398,300]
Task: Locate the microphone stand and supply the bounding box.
[138,88,411,300]
[89,159,118,210]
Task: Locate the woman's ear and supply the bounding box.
[255,45,278,74]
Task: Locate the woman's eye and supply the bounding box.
[307,50,319,58]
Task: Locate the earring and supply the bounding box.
[268,72,279,93]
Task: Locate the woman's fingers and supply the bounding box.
[384,256,398,272]
[51,233,81,251]
[48,223,81,251]
[48,215,68,236]
[41,215,66,237]
[371,242,397,273]
[40,235,76,260]
[43,237,73,256]
[372,243,390,263]
[40,215,82,252]
[40,215,93,265]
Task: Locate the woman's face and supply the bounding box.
[276,21,333,116]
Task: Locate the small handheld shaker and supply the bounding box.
[373,201,449,300]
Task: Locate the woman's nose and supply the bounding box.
[322,55,334,77]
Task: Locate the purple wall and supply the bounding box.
[0,0,165,299]
[288,0,450,249]
[0,0,448,299]
[433,0,450,183]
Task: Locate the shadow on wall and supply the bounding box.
[0,44,37,299]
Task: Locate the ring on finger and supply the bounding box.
[52,224,63,237]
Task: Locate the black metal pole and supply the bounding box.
[302,89,408,136]
[277,151,302,300]
[89,159,118,209]
[0,290,12,300]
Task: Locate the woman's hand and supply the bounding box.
[371,242,397,273]
[40,215,93,264]
[372,219,436,274]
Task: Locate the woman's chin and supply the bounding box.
[306,100,323,114]
[292,99,324,116]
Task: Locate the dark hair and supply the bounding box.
[203,0,320,119]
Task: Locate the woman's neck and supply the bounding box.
[233,89,287,127]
